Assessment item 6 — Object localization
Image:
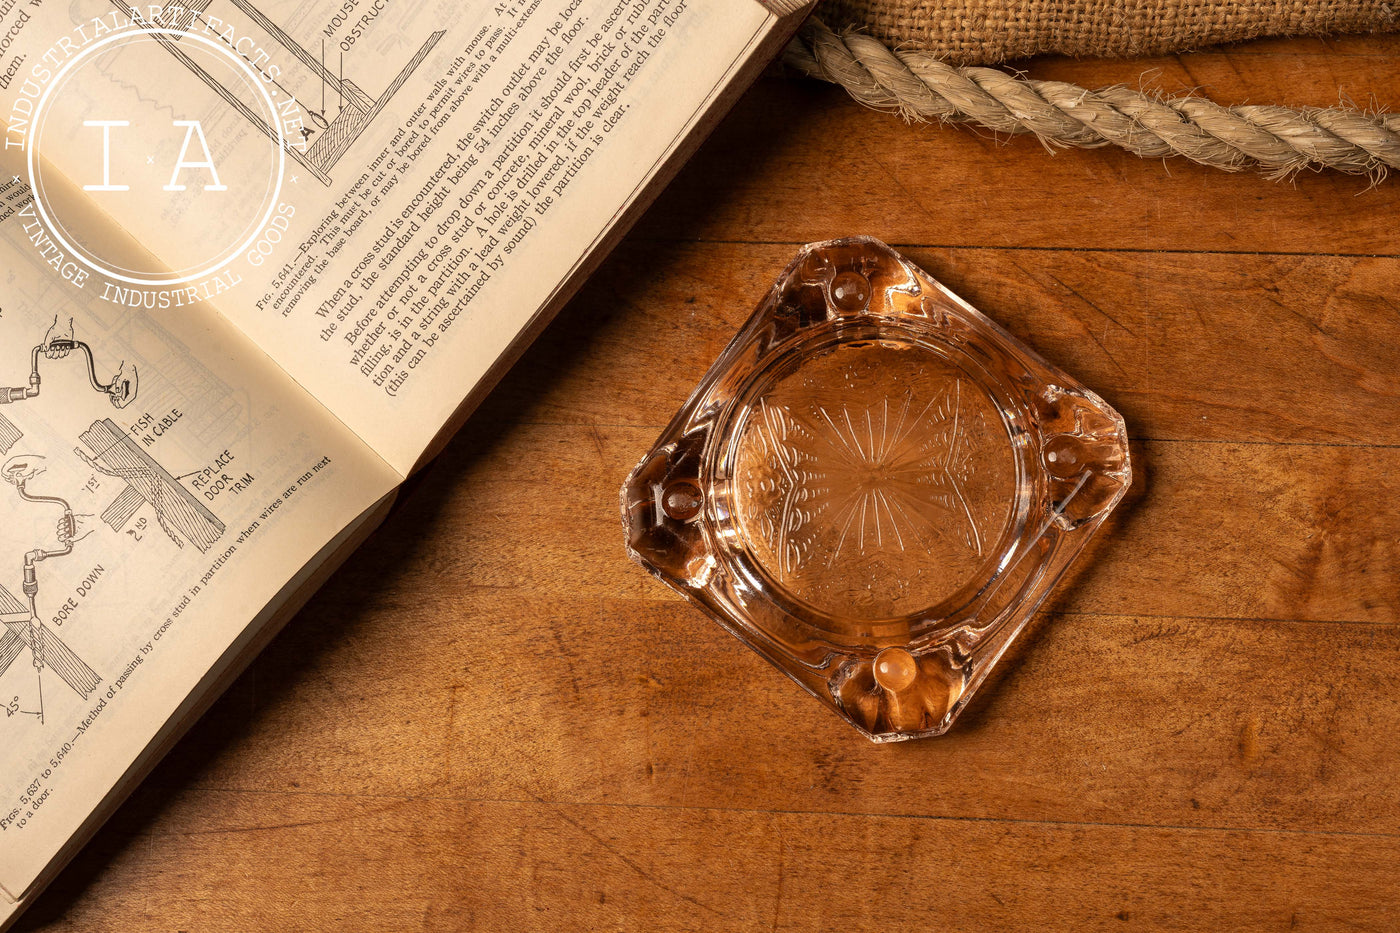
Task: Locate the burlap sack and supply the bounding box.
[816,1,1400,64]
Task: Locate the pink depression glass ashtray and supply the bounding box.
[621,237,1131,741]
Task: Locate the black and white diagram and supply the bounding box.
[0,456,102,725]
[77,418,226,553]
[2,190,243,450]
[119,0,445,185]
[0,317,139,411]
[0,413,20,455]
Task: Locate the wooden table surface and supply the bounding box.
[20,34,1400,932]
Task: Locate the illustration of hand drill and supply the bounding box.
[0,320,138,409]
[0,457,101,722]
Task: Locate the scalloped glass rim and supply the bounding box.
[621,237,1131,742]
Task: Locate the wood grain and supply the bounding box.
[490,242,1400,446]
[18,793,1400,932]
[637,42,1400,255]
[20,37,1400,933]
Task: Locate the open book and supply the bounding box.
[0,0,808,925]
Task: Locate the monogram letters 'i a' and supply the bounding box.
[81,120,227,192]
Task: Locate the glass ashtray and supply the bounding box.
[621,237,1131,741]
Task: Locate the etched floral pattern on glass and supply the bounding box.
[622,238,1131,741]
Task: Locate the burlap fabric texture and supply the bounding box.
[816,0,1399,64]
[784,11,1400,176]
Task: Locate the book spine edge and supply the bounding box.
[754,0,813,16]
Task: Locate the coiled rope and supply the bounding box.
[784,18,1400,177]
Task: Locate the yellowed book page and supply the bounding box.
[12,0,775,474]
[0,175,401,901]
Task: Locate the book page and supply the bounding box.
[5,0,777,473]
[0,167,402,901]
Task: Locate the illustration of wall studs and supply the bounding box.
[119,0,444,185]
[0,413,21,455]
[78,418,225,552]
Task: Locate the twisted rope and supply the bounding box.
[784,18,1400,177]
